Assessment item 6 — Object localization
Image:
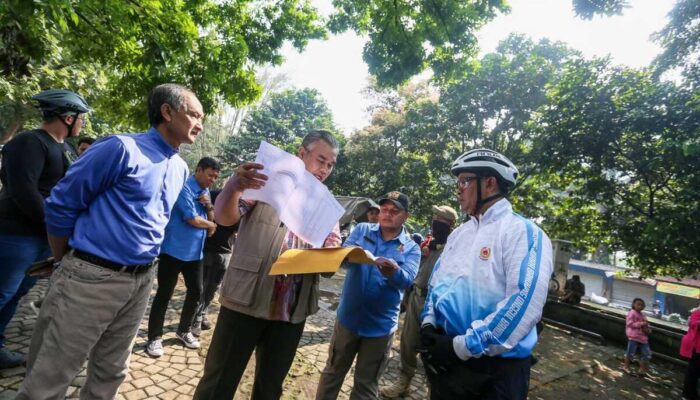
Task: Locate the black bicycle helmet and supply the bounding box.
[32,89,90,116]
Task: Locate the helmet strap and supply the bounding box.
[59,112,79,138]
[474,176,504,216]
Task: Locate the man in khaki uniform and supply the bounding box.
[194,130,342,400]
[381,205,458,398]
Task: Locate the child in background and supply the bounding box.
[681,306,700,400]
[624,298,651,375]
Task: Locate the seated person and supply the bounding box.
[562,275,586,304]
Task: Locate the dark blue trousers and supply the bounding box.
[0,234,51,347]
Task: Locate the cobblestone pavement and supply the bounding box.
[0,275,687,399]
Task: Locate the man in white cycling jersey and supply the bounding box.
[419,149,553,400]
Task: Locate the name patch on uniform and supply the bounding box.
[479,247,491,260]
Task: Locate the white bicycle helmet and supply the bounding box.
[451,148,518,191]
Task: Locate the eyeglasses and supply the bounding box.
[456,176,478,189]
[379,208,402,216]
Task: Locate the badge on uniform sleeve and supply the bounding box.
[479,247,491,260]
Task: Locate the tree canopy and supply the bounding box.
[0,0,326,139]
[218,87,341,172]
[2,0,698,277]
[533,58,700,276]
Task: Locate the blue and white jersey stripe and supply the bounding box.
[421,199,552,359]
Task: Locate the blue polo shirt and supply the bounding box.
[45,128,189,265]
[337,223,421,337]
[160,175,209,261]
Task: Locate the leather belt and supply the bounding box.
[73,249,154,275]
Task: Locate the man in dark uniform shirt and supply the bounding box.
[0,89,89,369]
[191,189,239,336]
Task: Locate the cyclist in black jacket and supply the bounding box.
[0,89,89,369]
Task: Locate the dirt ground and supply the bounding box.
[217,275,687,400]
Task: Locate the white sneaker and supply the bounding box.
[176,331,200,349]
[145,339,164,358]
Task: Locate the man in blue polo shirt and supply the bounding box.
[17,83,204,400]
[146,157,220,357]
[316,191,421,400]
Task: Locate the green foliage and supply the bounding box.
[652,0,700,88]
[330,80,455,224]
[571,0,628,19]
[334,33,700,278]
[0,0,326,139]
[329,0,509,86]
[533,58,700,277]
[331,35,582,227]
[218,87,341,174]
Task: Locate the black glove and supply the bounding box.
[420,324,439,347]
[426,332,461,367]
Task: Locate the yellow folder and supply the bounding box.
[269,246,377,275]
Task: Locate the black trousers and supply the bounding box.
[195,252,230,321]
[684,351,700,400]
[193,307,306,400]
[147,253,203,340]
[422,353,531,400]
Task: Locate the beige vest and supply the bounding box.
[218,203,320,323]
[414,247,444,291]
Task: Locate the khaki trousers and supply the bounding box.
[17,251,155,400]
[316,321,394,400]
[399,289,426,378]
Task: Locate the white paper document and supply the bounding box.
[242,141,345,247]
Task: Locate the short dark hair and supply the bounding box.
[147,83,192,127]
[196,157,221,172]
[572,275,580,281]
[78,137,95,146]
[301,129,339,152]
[632,298,645,308]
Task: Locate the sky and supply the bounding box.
[275,0,676,134]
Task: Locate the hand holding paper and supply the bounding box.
[375,256,399,277]
[242,141,345,248]
[233,162,268,191]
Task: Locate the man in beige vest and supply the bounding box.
[381,205,458,398]
[194,130,341,400]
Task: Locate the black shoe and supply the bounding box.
[201,314,212,330]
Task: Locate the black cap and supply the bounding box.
[378,191,409,212]
[367,199,380,211]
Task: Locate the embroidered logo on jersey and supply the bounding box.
[479,247,491,260]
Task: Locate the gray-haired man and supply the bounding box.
[194,130,342,400]
[17,83,203,399]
